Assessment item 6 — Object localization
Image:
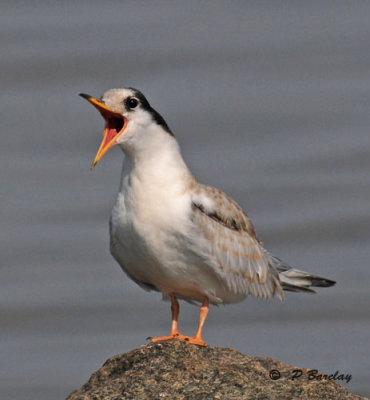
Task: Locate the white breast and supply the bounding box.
[109,148,220,302]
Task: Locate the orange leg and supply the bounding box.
[151,295,188,343]
[183,297,209,347]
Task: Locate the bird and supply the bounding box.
[80,88,335,347]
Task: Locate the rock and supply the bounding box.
[67,341,367,400]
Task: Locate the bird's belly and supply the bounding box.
[112,225,198,298]
[110,195,232,304]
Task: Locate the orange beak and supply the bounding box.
[79,93,128,170]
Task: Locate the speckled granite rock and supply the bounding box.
[66,341,367,400]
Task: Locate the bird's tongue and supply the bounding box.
[103,125,119,147]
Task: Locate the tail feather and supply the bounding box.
[280,282,316,294]
[269,255,336,294]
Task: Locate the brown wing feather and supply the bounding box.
[192,184,259,240]
[190,183,283,301]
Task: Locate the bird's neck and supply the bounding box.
[120,131,195,196]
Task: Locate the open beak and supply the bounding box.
[79,93,128,170]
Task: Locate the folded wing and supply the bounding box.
[189,183,284,302]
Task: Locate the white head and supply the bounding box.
[80,88,174,169]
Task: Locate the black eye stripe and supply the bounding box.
[123,88,174,136]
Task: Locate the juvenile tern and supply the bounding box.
[80,88,335,346]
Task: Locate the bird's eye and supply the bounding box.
[127,97,139,109]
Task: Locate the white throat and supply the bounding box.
[118,123,194,197]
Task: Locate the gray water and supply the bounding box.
[1,1,370,399]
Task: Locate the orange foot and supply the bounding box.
[150,333,207,346]
[182,335,208,347]
[151,332,189,343]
